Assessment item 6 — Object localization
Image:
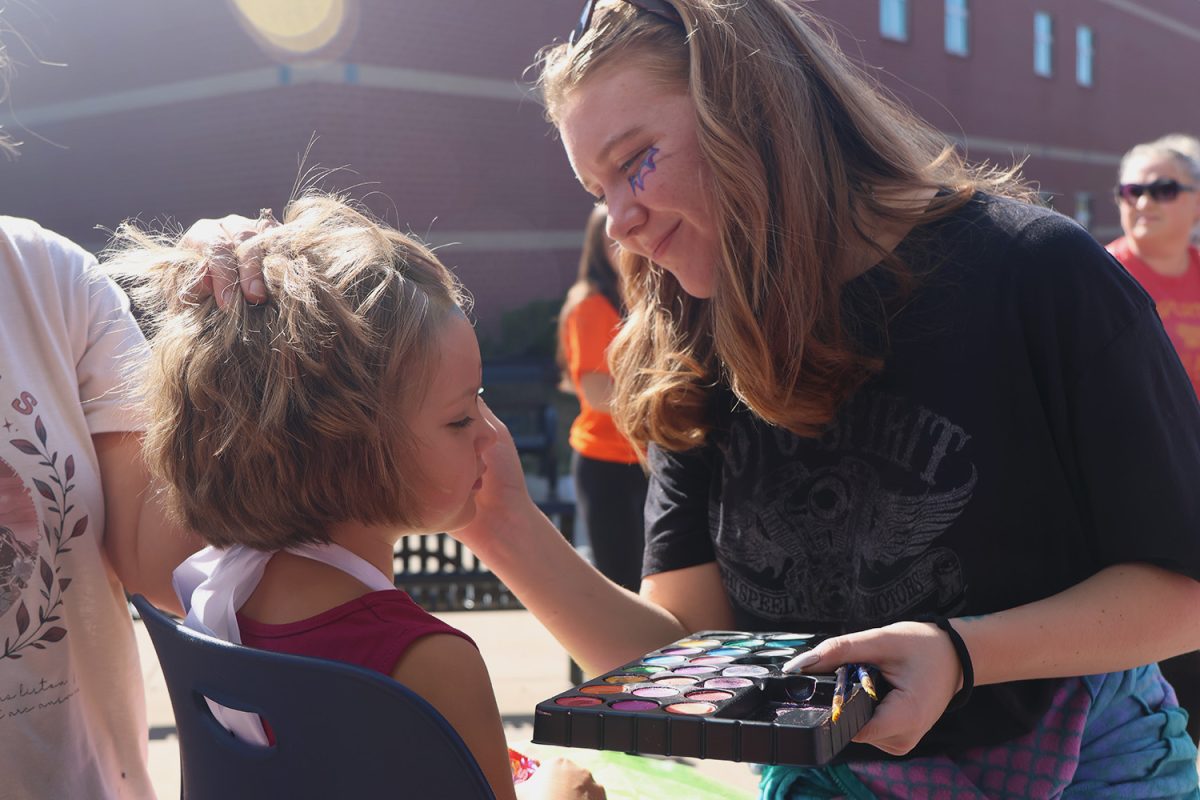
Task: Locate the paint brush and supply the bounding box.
[831,664,849,722]
[855,664,879,700]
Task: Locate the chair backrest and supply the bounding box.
[131,595,496,800]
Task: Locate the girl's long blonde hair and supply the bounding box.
[537,0,1029,450]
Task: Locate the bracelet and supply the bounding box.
[915,614,974,712]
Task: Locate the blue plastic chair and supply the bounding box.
[131,594,496,799]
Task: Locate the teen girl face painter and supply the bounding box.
[558,62,721,299]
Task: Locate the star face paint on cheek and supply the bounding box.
[628,146,660,195]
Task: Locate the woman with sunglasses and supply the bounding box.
[1106,137,1200,750]
[1108,137,1200,398]
[453,2,1200,797]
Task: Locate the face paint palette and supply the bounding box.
[533,630,876,766]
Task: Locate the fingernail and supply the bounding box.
[782,651,820,673]
[248,278,266,299]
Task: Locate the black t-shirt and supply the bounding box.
[642,193,1200,756]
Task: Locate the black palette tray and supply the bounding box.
[533,630,875,765]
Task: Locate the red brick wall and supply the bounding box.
[0,0,1196,327]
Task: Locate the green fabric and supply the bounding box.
[759,763,877,800]
[520,743,756,799]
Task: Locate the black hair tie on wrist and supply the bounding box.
[915,614,974,712]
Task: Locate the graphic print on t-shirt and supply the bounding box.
[0,463,38,620]
[1,398,76,662]
[715,389,975,628]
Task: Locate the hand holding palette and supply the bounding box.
[533,630,876,766]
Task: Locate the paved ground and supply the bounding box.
[138,607,761,799]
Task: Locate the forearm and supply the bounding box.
[96,432,202,614]
[469,500,687,673]
[956,562,1200,686]
[577,373,614,414]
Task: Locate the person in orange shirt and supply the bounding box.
[1107,136,1200,399]
[1108,135,1200,743]
[557,205,648,592]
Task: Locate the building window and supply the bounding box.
[1034,12,1054,77]
[1075,193,1092,230]
[881,0,909,41]
[1076,26,1094,87]
[945,0,969,56]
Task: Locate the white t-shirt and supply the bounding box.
[0,217,154,799]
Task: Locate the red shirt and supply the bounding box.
[237,590,474,677]
[1107,237,1200,398]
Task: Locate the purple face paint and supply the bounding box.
[628,145,660,194]
[611,699,660,711]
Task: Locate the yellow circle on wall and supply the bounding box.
[230,0,347,54]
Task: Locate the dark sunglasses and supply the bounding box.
[569,0,685,46]
[1113,178,1198,204]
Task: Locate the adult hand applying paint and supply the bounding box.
[465,1,1200,796]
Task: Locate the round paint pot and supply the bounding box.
[767,635,812,647]
[671,665,719,676]
[675,638,721,648]
[579,684,625,695]
[650,675,700,687]
[770,632,815,640]
[604,674,646,685]
[724,638,766,648]
[665,701,718,715]
[658,647,704,656]
[685,689,733,702]
[643,655,688,666]
[556,696,603,707]
[623,665,666,675]
[631,685,681,699]
[706,647,751,657]
[738,650,793,666]
[723,665,771,678]
[702,677,754,689]
[610,699,660,711]
[688,655,735,665]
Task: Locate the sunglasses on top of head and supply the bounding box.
[1113,178,1198,204]
[570,0,685,46]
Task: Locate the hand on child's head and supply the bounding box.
[180,210,278,309]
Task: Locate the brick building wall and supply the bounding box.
[0,1,1196,327]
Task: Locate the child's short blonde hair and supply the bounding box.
[111,193,468,549]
